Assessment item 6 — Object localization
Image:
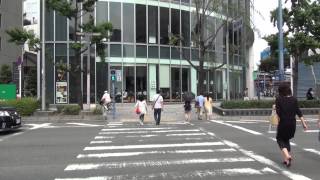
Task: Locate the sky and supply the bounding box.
[253,0,280,70]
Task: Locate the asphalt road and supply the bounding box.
[0,118,319,180]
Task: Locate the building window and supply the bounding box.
[148,6,158,44]
[123,3,134,43]
[160,7,169,45]
[171,9,180,37]
[181,10,190,47]
[110,2,121,42]
[0,14,2,28]
[136,4,146,43]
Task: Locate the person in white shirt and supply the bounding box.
[135,95,148,125]
[152,90,163,125]
[101,91,111,110]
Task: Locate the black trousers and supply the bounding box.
[154,108,162,125]
[277,138,291,152]
[139,114,144,122]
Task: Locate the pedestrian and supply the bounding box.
[152,90,163,125]
[184,100,192,124]
[275,83,308,167]
[204,93,213,120]
[135,95,148,125]
[306,88,314,100]
[243,88,249,100]
[195,93,204,120]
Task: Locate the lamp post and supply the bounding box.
[278,0,285,81]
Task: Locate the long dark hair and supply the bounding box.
[278,84,292,97]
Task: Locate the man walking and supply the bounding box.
[196,92,204,120]
[152,90,163,125]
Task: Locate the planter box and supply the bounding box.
[213,106,320,116]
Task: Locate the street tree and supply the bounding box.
[259,34,290,72]
[270,0,320,96]
[0,64,12,84]
[171,0,254,94]
[44,0,112,108]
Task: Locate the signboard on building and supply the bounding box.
[116,70,122,82]
[56,82,67,104]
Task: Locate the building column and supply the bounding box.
[148,64,157,101]
[247,45,255,99]
[191,67,197,95]
[223,69,227,99]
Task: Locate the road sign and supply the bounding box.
[116,70,122,82]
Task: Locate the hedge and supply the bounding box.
[56,104,81,115]
[0,97,40,116]
[221,100,320,109]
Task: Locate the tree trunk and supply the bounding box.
[292,55,299,97]
[74,3,83,109]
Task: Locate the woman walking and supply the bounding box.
[275,84,308,167]
[135,95,148,125]
[204,93,213,120]
[184,100,192,124]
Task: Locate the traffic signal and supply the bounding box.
[110,69,116,81]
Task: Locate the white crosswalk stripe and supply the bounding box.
[55,124,280,180]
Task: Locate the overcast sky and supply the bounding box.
[253,0,281,69]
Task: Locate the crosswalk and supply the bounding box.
[55,121,282,180]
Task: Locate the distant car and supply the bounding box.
[0,106,21,131]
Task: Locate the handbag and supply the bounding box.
[270,114,279,126]
[135,106,141,114]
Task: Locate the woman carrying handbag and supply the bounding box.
[135,95,148,125]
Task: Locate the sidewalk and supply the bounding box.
[22,103,319,123]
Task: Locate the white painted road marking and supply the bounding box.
[65,157,255,171]
[84,142,223,151]
[56,167,276,180]
[89,141,112,144]
[210,120,263,135]
[305,130,319,133]
[77,148,236,159]
[67,123,103,127]
[99,129,200,135]
[94,136,114,139]
[101,127,173,131]
[304,148,320,156]
[166,133,207,136]
[223,140,312,180]
[26,123,52,130]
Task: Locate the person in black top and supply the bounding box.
[306,88,314,100]
[184,100,192,124]
[276,84,308,167]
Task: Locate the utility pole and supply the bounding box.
[278,0,285,81]
[41,0,46,110]
[76,32,101,110]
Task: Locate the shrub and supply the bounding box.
[0,97,39,116]
[92,105,102,115]
[56,104,81,115]
[220,100,320,109]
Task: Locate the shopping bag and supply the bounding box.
[135,107,141,114]
[270,114,279,126]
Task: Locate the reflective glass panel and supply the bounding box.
[110,2,121,42]
[136,4,146,43]
[160,7,169,45]
[148,6,158,44]
[123,3,134,42]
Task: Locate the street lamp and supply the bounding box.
[278,0,285,81]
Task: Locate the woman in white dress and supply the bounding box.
[135,95,148,125]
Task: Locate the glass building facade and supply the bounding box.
[43,0,250,104]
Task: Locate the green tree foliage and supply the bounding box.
[0,64,12,84]
[46,0,112,109]
[171,0,253,94]
[259,34,290,72]
[6,28,40,51]
[270,0,320,96]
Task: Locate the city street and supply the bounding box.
[0,118,319,180]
